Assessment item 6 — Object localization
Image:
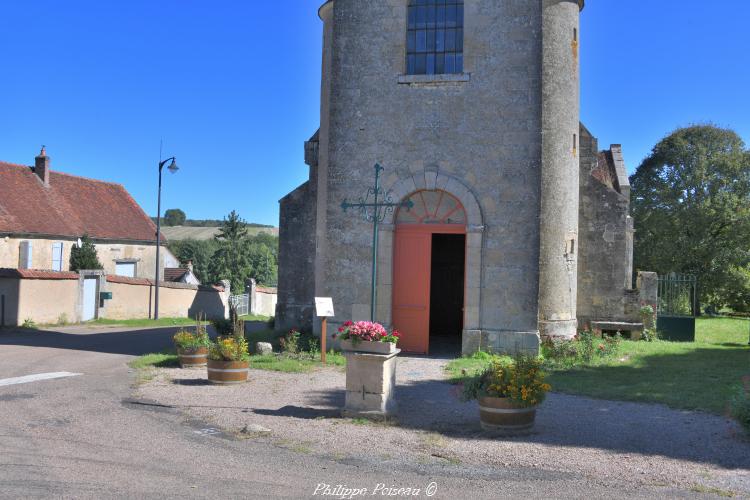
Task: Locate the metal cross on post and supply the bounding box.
[341,164,413,321]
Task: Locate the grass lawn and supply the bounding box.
[90,317,202,328]
[446,317,750,415]
[239,314,272,322]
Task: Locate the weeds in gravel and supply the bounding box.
[689,484,736,497]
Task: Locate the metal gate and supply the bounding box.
[656,273,697,342]
[229,294,249,317]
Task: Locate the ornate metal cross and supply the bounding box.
[341,164,413,321]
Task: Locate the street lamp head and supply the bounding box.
[167,158,179,174]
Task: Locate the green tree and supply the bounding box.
[630,125,750,309]
[167,238,218,283]
[163,208,186,226]
[69,234,103,272]
[209,210,252,293]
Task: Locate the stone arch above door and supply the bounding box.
[376,168,483,348]
[383,169,483,229]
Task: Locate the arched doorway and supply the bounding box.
[392,190,467,354]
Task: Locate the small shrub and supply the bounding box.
[280,329,301,355]
[641,327,660,342]
[730,376,750,435]
[541,330,621,368]
[56,313,69,326]
[211,318,233,336]
[21,318,37,329]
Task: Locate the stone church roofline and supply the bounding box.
[318,0,584,17]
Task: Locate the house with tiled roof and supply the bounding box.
[0,148,179,279]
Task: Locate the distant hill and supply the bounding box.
[151,217,274,229]
[162,225,278,241]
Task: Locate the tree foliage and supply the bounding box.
[69,234,103,272]
[163,208,186,226]
[630,125,750,309]
[166,210,278,292]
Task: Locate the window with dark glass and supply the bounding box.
[406,0,464,75]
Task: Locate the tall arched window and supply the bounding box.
[406,0,464,75]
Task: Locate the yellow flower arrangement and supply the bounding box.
[209,335,250,362]
[463,354,552,408]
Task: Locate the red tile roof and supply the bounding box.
[0,161,160,242]
[0,268,79,280]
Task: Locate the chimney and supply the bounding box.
[186,260,194,273]
[34,146,50,187]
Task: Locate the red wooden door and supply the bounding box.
[392,228,432,354]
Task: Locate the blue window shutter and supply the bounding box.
[52,242,63,271]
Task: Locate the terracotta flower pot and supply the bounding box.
[339,339,398,355]
[176,347,208,368]
[478,396,537,432]
[207,359,249,385]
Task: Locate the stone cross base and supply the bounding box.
[342,349,400,420]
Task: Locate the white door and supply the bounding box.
[82,278,97,321]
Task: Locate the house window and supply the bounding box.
[51,242,64,272]
[18,241,33,269]
[406,0,464,75]
[115,261,136,278]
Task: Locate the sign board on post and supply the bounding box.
[315,297,334,364]
[315,297,334,318]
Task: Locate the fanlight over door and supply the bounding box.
[393,190,467,353]
[396,190,467,225]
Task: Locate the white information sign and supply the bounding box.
[315,297,334,317]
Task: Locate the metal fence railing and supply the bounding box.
[229,293,249,317]
[657,273,697,317]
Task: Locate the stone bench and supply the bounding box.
[590,321,644,341]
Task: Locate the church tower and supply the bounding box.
[277,0,586,354]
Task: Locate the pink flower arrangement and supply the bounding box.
[333,321,401,344]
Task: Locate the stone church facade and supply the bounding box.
[277,0,642,354]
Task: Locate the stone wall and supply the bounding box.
[0,272,227,326]
[275,132,319,332]
[577,125,636,326]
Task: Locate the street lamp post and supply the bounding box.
[154,156,179,320]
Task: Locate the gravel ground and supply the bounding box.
[137,356,750,497]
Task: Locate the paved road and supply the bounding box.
[0,326,695,499]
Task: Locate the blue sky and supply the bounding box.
[1,1,748,226]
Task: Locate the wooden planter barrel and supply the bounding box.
[177,347,208,368]
[207,359,249,385]
[478,397,537,432]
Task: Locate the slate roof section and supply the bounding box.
[0,161,160,242]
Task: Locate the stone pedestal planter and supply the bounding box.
[339,339,398,355]
[342,343,400,419]
[207,359,249,385]
[478,396,537,432]
[177,347,208,368]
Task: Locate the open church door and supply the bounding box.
[392,227,432,354]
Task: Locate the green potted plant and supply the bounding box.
[462,354,551,432]
[207,335,250,384]
[172,322,211,368]
[333,321,400,354]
